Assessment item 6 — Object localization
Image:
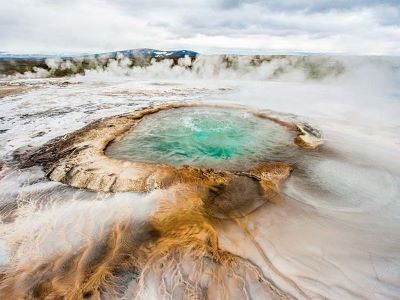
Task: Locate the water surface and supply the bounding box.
[106,107,296,170]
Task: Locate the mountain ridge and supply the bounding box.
[0,48,198,60]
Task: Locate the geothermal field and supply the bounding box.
[0,53,399,299]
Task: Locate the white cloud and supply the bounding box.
[0,0,399,55]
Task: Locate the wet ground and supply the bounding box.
[0,70,399,299]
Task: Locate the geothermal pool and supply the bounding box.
[0,56,400,300]
[105,107,295,170]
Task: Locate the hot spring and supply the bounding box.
[105,107,296,170]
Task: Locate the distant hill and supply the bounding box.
[0,49,198,61]
[104,49,198,59]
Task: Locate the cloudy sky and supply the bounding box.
[1,0,400,55]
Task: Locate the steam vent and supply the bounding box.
[13,103,323,299]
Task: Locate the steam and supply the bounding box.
[5,54,347,82]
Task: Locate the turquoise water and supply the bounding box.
[106,107,295,170]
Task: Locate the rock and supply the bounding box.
[294,123,323,150]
